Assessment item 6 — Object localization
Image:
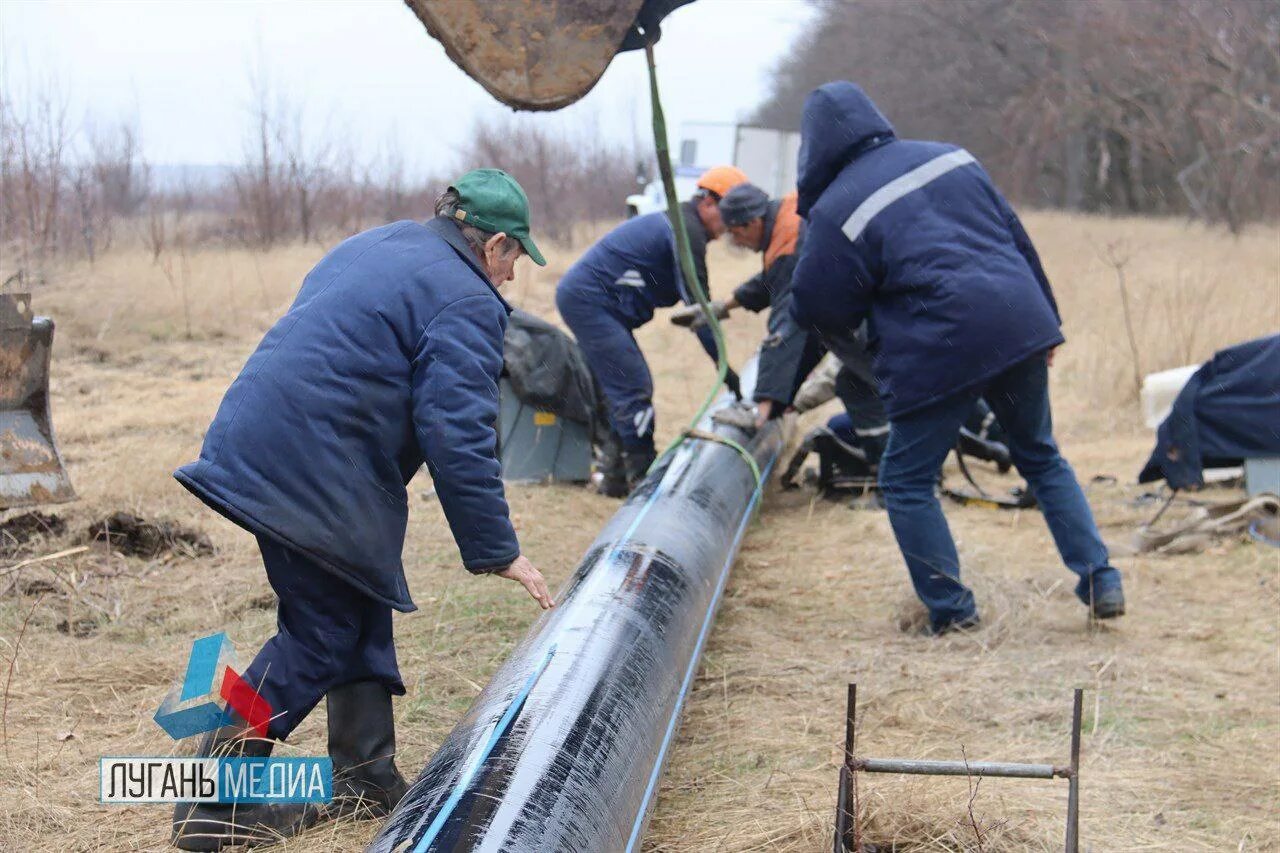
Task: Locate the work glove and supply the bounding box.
[670,300,729,329]
[724,367,742,400]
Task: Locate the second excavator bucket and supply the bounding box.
[0,293,75,510]
[403,0,694,110]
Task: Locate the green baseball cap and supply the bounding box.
[449,168,546,266]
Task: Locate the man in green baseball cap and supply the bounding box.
[171,168,552,848]
[449,167,547,267]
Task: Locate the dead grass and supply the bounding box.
[0,211,1276,851]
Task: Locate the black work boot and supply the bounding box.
[171,713,317,850]
[597,433,629,498]
[1089,585,1126,620]
[624,447,657,491]
[923,614,982,637]
[958,428,1013,473]
[325,681,408,819]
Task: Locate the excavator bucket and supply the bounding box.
[0,294,75,510]
[403,0,693,110]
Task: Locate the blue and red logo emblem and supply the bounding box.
[153,632,274,740]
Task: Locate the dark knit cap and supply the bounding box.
[718,183,770,226]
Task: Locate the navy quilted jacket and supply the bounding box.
[557,201,719,360]
[175,218,519,612]
[791,82,1063,417]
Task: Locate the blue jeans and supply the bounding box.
[240,536,404,740]
[878,355,1121,630]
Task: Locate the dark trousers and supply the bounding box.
[556,289,656,454]
[240,537,404,740]
[878,355,1121,630]
[833,364,890,464]
[756,290,827,406]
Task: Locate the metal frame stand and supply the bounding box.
[835,685,1083,852]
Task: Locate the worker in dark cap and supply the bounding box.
[671,182,822,426]
[171,169,555,848]
[790,81,1125,635]
[557,165,750,496]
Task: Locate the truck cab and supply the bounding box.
[625,123,800,218]
[626,165,705,218]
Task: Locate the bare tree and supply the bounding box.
[278,105,335,244]
[0,75,74,265]
[145,189,167,264]
[71,119,150,261]
[153,182,195,338]
[89,119,147,218]
[463,112,642,245]
[0,63,649,263]
[232,68,289,248]
[72,163,97,263]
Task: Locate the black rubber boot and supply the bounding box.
[325,681,408,819]
[171,714,317,850]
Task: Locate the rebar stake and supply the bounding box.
[837,684,1086,851]
[831,684,858,852]
[1065,687,1083,853]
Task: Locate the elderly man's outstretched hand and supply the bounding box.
[497,555,555,609]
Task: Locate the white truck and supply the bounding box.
[626,121,801,217]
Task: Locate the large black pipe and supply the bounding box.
[368,363,782,853]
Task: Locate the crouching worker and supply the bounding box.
[780,348,890,494]
[556,165,749,496]
[784,352,1013,497]
[170,169,555,849]
[671,183,824,427]
[791,82,1125,636]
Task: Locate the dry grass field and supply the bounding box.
[0,210,1277,852]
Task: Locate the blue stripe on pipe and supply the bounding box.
[410,643,558,853]
[625,451,778,852]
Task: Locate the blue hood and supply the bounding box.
[796,82,895,216]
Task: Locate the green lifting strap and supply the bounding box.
[643,41,762,488]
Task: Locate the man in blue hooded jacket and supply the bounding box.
[790,82,1125,635]
[556,165,749,496]
[170,169,555,848]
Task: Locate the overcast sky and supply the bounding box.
[2,0,813,176]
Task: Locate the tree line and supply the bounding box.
[753,0,1279,231]
[8,0,1273,278]
[0,76,644,274]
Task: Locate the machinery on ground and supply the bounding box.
[0,292,75,510]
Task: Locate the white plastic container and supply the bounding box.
[1140,364,1200,429]
[1245,458,1280,497]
